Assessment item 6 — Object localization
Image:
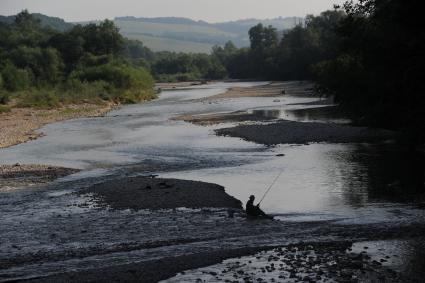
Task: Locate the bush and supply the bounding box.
[0,105,10,113]
[156,72,201,83]
[1,64,33,91]
[0,91,9,104]
[69,62,155,103]
[17,90,59,108]
[58,79,111,104]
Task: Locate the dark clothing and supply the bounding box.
[246,199,270,218]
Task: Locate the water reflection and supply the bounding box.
[162,142,425,224]
[250,106,352,124]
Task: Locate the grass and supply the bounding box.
[16,90,59,109]
[0,105,11,113]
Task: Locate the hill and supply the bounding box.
[0,13,73,31]
[114,16,302,53]
[0,12,302,53]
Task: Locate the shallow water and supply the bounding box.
[1,81,424,281]
[249,105,352,124]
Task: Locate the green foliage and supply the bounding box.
[0,76,10,104]
[0,11,154,109]
[214,10,345,80]
[249,24,278,51]
[122,38,155,62]
[0,104,11,113]
[8,46,64,84]
[151,52,228,81]
[15,9,42,30]
[1,63,32,91]
[69,61,154,103]
[0,74,10,104]
[58,79,112,104]
[17,90,59,108]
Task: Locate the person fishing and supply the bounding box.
[246,195,272,219]
[245,171,283,219]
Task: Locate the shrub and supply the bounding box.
[58,79,111,104]
[69,62,155,103]
[0,91,9,104]
[1,64,33,91]
[0,105,10,113]
[17,90,59,108]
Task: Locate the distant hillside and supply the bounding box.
[114,16,302,53]
[0,12,302,53]
[0,13,73,31]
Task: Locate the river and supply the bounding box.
[1,81,424,282]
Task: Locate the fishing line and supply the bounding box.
[258,170,284,205]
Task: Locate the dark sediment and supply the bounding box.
[216,119,397,145]
[24,247,267,283]
[23,240,415,283]
[79,176,242,210]
[174,111,276,126]
[0,164,80,189]
[166,241,406,283]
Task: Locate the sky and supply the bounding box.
[0,0,344,22]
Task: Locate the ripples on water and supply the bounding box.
[1,81,424,281]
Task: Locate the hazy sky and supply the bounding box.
[0,0,344,22]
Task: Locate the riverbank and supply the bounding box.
[79,176,242,210]
[0,164,80,191]
[207,81,314,100]
[173,81,317,125]
[155,81,209,91]
[0,103,115,149]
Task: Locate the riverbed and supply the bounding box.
[1,81,424,282]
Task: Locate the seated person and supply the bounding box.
[246,195,273,219]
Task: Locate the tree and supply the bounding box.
[14,10,41,30]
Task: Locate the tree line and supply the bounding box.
[0,10,154,109]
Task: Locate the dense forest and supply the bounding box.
[0,10,155,110]
[1,0,424,143]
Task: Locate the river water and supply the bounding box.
[1,81,424,281]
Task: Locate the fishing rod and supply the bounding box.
[258,170,284,205]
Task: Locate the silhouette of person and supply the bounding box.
[246,195,272,219]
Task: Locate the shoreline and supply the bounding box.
[172,81,317,125]
[0,164,80,191]
[79,176,243,210]
[0,103,116,149]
